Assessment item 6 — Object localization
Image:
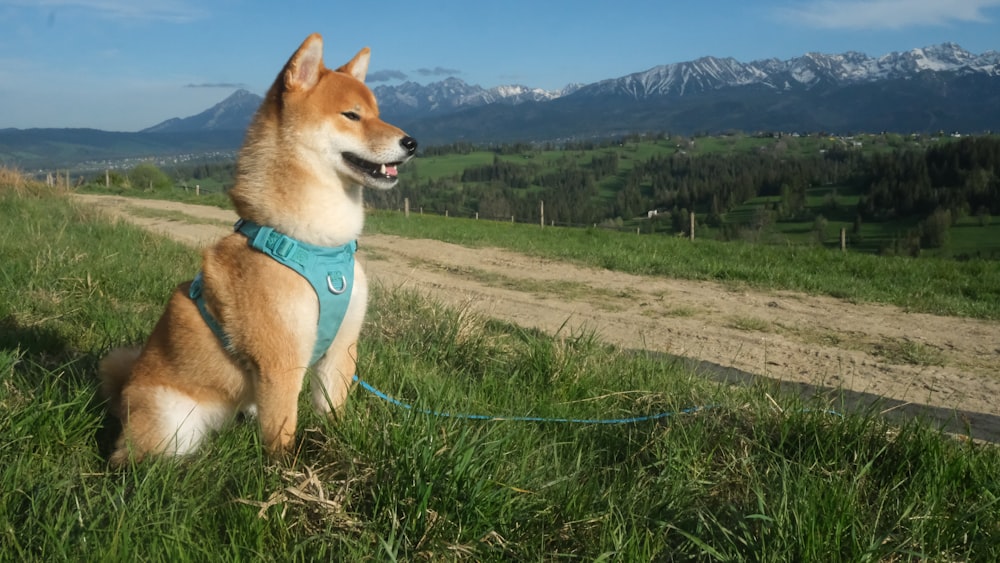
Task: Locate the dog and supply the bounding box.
[99,33,417,466]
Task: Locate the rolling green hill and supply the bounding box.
[368,133,1000,259]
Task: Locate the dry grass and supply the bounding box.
[0,166,62,197]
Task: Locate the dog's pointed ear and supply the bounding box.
[337,47,370,83]
[285,33,325,92]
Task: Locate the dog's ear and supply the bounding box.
[285,33,325,92]
[337,48,370,83]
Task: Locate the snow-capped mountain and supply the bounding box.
[372,78,579,117]
[139,43,1000,141]
[574,43,1000,99]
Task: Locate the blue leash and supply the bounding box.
[351,375,711,424]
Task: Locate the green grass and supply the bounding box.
[709,184,1000,259]
[367,211,1000,320]
[3,180,1000,560]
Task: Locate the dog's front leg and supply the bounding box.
[255,365,307,457]
[311,340,358,415]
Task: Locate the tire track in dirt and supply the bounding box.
[74,193,1000,442]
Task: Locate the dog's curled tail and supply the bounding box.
[98,347,140,417]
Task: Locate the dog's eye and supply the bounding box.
[341,111,361,121]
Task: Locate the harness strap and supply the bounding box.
[189,271,230,349]
[189,219,357,367]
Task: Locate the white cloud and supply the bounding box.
[776,0,1000,29]
[0,0,208,23]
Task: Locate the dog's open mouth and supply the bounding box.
[343,152,402,182]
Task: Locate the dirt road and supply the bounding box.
[74,193,1000,442]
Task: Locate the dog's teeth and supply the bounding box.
[379,164,386,176]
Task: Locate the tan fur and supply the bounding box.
[99,34,415,466]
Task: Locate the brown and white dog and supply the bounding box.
[100,33,416,466]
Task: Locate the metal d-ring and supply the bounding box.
[326,273,348,295]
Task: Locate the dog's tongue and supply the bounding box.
[378,163,399,178]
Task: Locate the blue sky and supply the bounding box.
[1,0,999,131]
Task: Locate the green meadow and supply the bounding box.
[367,210,1000,320]
[2,172,999,561]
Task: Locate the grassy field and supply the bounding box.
[367,211,1000,321]
[2,172,1000,560]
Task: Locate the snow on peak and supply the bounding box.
[371,42,997,112]
[577,42,997,98]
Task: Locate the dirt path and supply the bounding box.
[74,194,1000,442]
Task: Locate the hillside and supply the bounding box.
[0,127,243,172]
[366,133,1000,259]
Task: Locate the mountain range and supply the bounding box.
[137,42,1000,139]
[4,43,999,168]
[382,42,1000,143]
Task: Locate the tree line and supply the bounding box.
[370,136,1000,250]
[858,136,1000,219]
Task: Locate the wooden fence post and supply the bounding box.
[689,211,695,241]
[540,200,544,228]
[105,169,110,187]
[404,197,410,218]
[840,228,846,252]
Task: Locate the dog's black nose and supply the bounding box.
[400,136,418,155]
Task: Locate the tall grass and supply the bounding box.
[2,173,999,560]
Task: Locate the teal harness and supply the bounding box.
[189,219,357,367]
